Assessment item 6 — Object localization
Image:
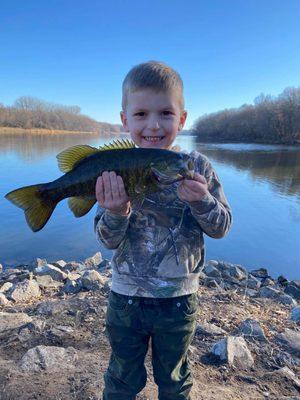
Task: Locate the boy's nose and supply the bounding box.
[147,116,160,131]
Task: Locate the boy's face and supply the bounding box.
[120,89,187,149]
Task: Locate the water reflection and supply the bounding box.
[196,142,300,200]
[0,132,121,162]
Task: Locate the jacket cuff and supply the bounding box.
[188,193,217,215]
[102,209,131,230]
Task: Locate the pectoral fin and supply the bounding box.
[68,196,96,217]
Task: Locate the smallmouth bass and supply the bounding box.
[5,139,195,232]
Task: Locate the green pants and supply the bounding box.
[103,290,198,400]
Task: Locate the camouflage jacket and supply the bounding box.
[94,150,232,298]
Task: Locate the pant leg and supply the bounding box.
[103,292,150,400]
[151,293,198,400]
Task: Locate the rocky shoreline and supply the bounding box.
[0,254,299,400]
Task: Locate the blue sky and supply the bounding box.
[1,0,300,128]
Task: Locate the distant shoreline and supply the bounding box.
[0,127,122,136]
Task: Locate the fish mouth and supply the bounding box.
[151,167,193,185]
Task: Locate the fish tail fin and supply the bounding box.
[5,184,57,232]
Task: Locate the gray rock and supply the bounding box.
[63,261,85,272]
[258,286,281,299]
[203,264,222,278]
[210,336,254,369]
[291,306,300,323]
[285,282,300,301]
[277,293,297,306]
[250,268,269,279]
[0,312,32,333]
[233,318,268,342]
[8,279,41,302]
[246,275,261,290]
[63,278,83,294]
[205,260,219,269]
[81,269,106,291]
[19,345,78,372]
[0,293,9,306]
[31,257,48,269]
[204,277,222,289]
[244,288,259,297]
[52,259,67,269]
[196,322,226,336]
[276,328,300,357]
[261,277,275,287]
[84,252,103,269]
[35,275,64,289]
[0,263,2,273]
[228,265,247,281]
[35,263,68,282]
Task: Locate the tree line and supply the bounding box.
[0,96,121,133]
[192,87,300,144]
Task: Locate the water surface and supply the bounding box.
[1,133,299,279]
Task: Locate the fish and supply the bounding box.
[5,139,195,232]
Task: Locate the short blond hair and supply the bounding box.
[122,61,184,111]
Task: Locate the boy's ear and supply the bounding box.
[120,111,130,132]
[179,111,188,131]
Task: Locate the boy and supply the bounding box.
[94,61,232,400]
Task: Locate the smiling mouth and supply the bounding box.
[143,136,164,142]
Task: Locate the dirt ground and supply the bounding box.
[0,286,299,400]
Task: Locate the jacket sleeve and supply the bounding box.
[94,205,131,249]
[188,153,232,239]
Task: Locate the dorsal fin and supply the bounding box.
[56,145,99,173]
[99,138,136,151]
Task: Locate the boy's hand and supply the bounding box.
[177,172,209,203]
[95,171,131,216]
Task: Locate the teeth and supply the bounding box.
[143,137,164,142]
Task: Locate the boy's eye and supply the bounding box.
[134,112,145,117]
[162,111,173,116]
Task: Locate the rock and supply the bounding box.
[0,282,13,293]
[277,293,297,306]
[8,279,41,302]
[35,264,68,282]
[228,265,247,281]
[35,275,64,289]
[244,288,258,297]
[63,278,83,294]
[291,306,300,323]
[205,260,219,269]
[0,263,2,273]
[52,259,67,269]
[81,269,106,291]
[276,328,300,357]
[261,277,275,287]
[246,275,261,290]
[31,257,48,269]
[210,336,254,369]
[19,345,78,372]
[203,264,222,278]
[63,261,85,272]
[233,319,268,342]
[0,293,9,306]
[45,325,74,341]
[258,286,281,299]
[285,282,300,301]
[250,268,269,279]
[196,322,226,336]
[0,312,32,333]
[36,300,68,316]
[84,252,103,269]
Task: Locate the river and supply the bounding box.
[0,133,299,279]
